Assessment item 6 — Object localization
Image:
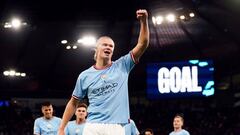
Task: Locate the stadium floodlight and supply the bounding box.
[152,16,164,25]
[15,72,21,76]
[3,69,27,77]
[11,18,21,29]
[77,36,96,47]
[22,22,27,26]
[20,73,26,77]
[72,45,78,49]
[189,13,195,17]
[9,70,16,76]
[180,15,185,20]
[3,71,10,76]
[61,40,68,44]
[66,45,71,49]
[166,14,175,22]
[3,17,28,29]
[4,22,12,28]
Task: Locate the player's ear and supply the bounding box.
[94,48,97,61]
[41,107,44,114]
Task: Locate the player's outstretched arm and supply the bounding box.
[58,97,79,135]
[132,9,149,62]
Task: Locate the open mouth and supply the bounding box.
[104,50,111,55]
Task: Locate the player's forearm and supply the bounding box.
[133,19,149,61]
[59,98,77,130]
[138,20,149,50]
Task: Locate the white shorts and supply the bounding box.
[82,123,125,135]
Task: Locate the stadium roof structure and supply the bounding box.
[0,0,240,98]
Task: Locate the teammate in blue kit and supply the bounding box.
[65,103,88,135]
[34,101,61,135]
[124,119,140,135]
[58,9,149,135]
[169,114,190,135]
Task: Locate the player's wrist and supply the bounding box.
[140,20,148,25]
[59,126,65,130]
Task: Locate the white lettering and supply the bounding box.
[157,66,202,94]
[191,66,202,92]
[158,67,170,93]
[181,66,192,92]
[169,67,181,93]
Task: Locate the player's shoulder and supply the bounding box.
[182,129,190,135]
[79,66,95,76]
[69,120,76,124]
[129,119,136,125]
[53,116,62,121]
[66,120,75,126]
[34,117,44,123]
[113,52,132,66]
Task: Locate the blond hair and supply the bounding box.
[93,36,114,61]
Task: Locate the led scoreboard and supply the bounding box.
[146,60,214,99]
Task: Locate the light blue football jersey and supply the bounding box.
[65,121,85,135]
[169,129,190,135]
[124,119,140,135]
[33,116,61,135]
[72,52,135,124]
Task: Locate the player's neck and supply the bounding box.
[95,59,112,69]
[43,116,53,120]
[174,128,182,132]
[76,118,85,124]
